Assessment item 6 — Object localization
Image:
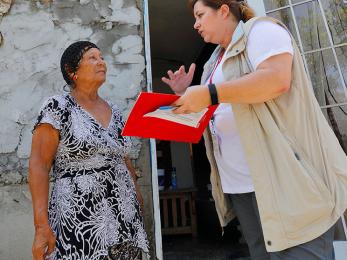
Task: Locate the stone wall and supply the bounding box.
[0,0,155,259]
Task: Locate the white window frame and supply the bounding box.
[266,0,347,106]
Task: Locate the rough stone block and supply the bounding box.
[0,184,33,260]
[0,118,21,153]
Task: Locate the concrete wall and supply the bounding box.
[0,0,155,259]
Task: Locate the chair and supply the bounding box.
[159,188,197,237]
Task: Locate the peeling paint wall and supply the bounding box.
[0,0,12,16]
[0,0,155,259]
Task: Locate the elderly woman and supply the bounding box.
[162,0,347,259]
[29,41,149,260]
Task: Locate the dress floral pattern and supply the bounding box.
[34,94,149,260]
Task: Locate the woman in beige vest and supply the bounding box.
[162,0,347,259]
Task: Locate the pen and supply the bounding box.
[159,106,174,110]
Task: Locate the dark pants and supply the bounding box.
[228,192,335,260]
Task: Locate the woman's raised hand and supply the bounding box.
[161,64,196,95]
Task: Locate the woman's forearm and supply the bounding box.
[124,157,144,210]
[217,53,293,104]
[217,66,290,104]
[29,125,59,228]
[125,157,137,182]
[29,165,50,228]
[171,54,293,114]
[125,158,142,194]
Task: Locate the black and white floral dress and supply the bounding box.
[34,94,149,260]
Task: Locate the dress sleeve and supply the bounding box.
[33,97,64,132]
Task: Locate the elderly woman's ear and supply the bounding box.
[64,65,74,79]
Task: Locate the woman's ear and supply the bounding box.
[220,4,230,19]
[64,64,75,80]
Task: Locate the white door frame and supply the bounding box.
[142,0,163,259]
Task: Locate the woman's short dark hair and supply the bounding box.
[60,41,99,86]
[188,0,255,22]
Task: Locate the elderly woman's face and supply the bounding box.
[76,48,107,86]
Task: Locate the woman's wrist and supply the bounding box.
[208,83,219,105]
[175,91,185,96]
[34,223,50,231]
[175,88,187,96]
[175,83,191,96]
[34,210,49,229]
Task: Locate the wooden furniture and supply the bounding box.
[159,188,197,237]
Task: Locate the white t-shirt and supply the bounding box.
[207,20,293,194]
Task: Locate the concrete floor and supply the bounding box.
[162,235,250,260]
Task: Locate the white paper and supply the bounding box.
[144,106,208,128]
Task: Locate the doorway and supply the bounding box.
[147,1,250,259]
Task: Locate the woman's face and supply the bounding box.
[193,1,226,44]
[75,48,107,86]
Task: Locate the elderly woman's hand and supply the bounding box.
[136,189,145,214]
[161,64,196,95]
[32,224,56,260]
[171,84,211,114]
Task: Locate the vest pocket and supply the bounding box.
[277,135,334,237]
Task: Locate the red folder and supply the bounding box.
[122,92,218,143]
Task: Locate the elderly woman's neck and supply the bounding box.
[72,86,100,101]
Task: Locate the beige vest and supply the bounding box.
[202,17,347,252]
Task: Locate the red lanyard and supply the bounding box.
[209,49,225,84]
